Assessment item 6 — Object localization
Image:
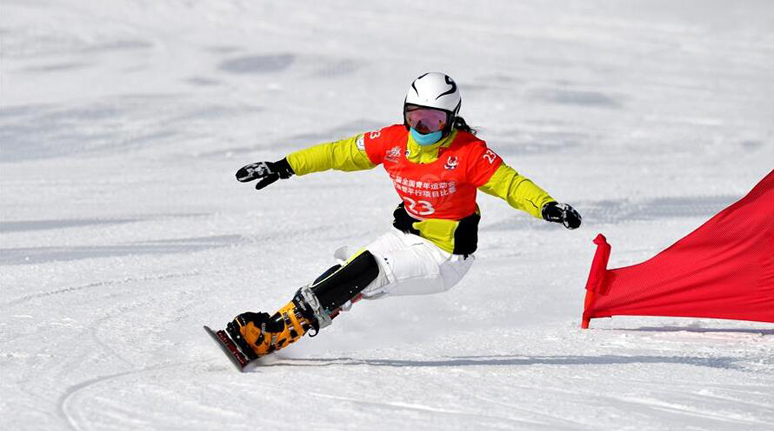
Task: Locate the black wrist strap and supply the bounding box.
[277,158,295,176]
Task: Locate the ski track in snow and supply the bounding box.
[2,0,774,430]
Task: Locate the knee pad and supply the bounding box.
[313,264,342,285]
[293,251,380,333]
[311,250,379,312]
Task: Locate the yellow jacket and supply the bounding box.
[286,131,555,253]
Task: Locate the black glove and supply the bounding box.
[235,158,294,190]
[542,201,582,230]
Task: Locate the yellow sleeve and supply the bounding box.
[285,134,376,176]
[479,163,555,219]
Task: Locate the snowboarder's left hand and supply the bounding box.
[236,158,294,190]
[542,201,582,230]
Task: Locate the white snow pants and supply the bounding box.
[340,228,475,299]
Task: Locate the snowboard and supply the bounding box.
[203,325,260,372]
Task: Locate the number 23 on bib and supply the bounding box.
[363,125,502,220]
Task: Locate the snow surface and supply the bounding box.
[1,0,773,430]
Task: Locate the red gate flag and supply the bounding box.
[582,170,774,328]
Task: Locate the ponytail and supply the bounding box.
[453,116,477,135]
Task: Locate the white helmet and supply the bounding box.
[403,72,462,135]
[404,72,461,115]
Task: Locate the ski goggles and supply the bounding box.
[404,104,450,134]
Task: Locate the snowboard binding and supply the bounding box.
[207,250,380,370]
[227,294,317,358]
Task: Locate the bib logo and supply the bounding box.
[385,146,401,162]
[444,156,459,170]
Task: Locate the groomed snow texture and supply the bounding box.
[1,1,773,430]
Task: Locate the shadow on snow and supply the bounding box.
[262,354,744,370]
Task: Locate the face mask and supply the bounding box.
[410,128,443,146]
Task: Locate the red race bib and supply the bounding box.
[364,125,502,220]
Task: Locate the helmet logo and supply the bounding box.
[436,75,457,100]
[411,72,429,96]
[444,156,459,170]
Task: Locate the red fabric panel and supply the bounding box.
[462,138,503,187]
[583,170,774,326]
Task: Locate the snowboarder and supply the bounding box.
[225,72,582,360]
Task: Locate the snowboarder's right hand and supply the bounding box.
[236,158,294,190]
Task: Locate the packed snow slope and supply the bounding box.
[1,1,773,430]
